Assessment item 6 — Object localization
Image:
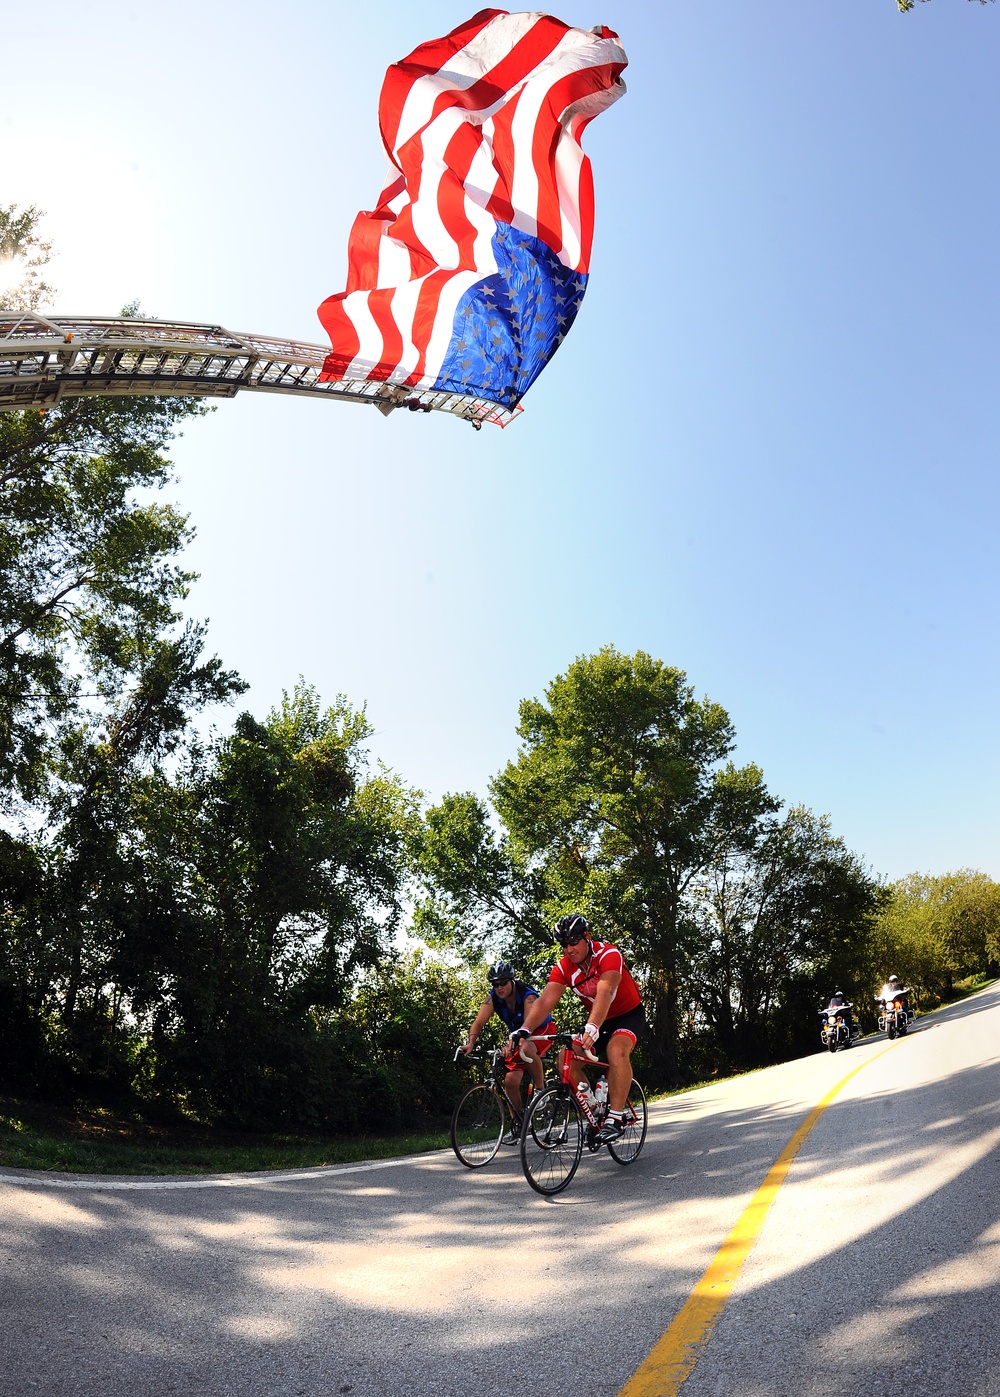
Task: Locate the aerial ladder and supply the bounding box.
[0,312,518,428]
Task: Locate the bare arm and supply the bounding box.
[463,999,495,1053]
[520,980,565,1033]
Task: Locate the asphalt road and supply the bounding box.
[3,985,1000,1397]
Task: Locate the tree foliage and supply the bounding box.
[490,646,779,1079]
[0,203,54,312]
[411,648,894,1085]
[0,205,225,800]
[684,807,885,1067]
[2,682,425,1125]
[332,950,481,1131]
[0,393,222,800]
[873,869,1000,999]
[144,685,420,1124]
[411,790,548,967]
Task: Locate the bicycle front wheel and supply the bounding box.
[520,1085,583,1196]
[450,1084,506,1168]
[607,1079,647,1165]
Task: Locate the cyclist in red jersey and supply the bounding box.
[512,913,646,1145]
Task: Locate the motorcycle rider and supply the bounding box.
[821,989,858,1040]
[876,974,914,1024]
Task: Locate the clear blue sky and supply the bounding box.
[3,1,998,881]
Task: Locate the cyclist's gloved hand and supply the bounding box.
[510,1028,530,1045]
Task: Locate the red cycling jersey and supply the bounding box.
[548,940,642,1018]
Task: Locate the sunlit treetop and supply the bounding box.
[0,204,54,313]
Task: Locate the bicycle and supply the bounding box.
[449,1037,553,1168]
[519,1031,647,1195]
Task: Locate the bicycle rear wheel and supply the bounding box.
[607,1079,647,1165]
[450,1084,505,1168]
[520,1085,583,1196]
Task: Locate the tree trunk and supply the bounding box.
[713,999,740,1069]
[646,969,679,1087]
[64,933,82,1025]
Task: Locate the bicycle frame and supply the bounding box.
[550,1034,612,1130]
[455,1034,556,1122]
[453,1047,523,1120]
[518,1031,648,1195]
[449,1036,558,1170]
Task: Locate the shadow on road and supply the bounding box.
[2,987,1000,1397]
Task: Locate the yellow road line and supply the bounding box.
[618,1045,894,1397]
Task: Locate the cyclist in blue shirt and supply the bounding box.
[461,962,554,1104]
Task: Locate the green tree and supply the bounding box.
[25,624,244,1068]
[333,950,480,1131]
[683,807,885,1068]
[141,682,421,1124]
[874,869,1000,999]
[2,676,425,1126]
[411,791,549,968]
[0,204,221,801]
[491,646,778,1084]
[0,212,247,1089]
[0,203,54,312]
[0,393,216,802]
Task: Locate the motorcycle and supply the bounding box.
[877,996,912,1040]
[819,1004,858,1052]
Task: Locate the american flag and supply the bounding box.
[317,10,627,414]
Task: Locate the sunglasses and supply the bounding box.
[492,978,513,989]
[562,933,587,947]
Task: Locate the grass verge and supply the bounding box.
[0,1093,450,1176]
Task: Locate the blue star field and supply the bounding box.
[432,222,588,407]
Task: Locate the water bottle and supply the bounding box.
[594,1077,609,1110]
[577,1079,595,1110]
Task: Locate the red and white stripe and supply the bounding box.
[318,9,626,392]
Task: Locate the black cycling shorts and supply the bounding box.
[594,1005,646,1057]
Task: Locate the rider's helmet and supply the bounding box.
[555,912,591,948]
[487,961,515,987]
[889,974,901,986]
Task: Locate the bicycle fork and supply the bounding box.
[579,1090,637,1150]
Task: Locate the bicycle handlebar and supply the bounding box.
[455,1046,503,1065]
[551,1030,600,1061]
[516,1030,556,1064]
[456,1031,557,1067]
